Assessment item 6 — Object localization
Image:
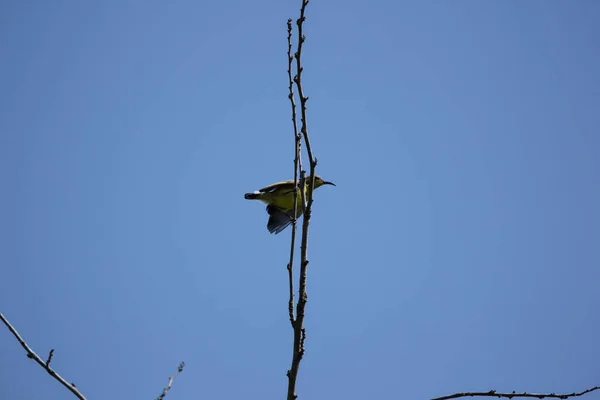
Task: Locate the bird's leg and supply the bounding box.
[286,211,299,225]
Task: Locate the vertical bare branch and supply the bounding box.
[294,0,316,169]
[0,312,87,400]
[286,17,303,328]
[156,362,185,400]
[286,1,314,400]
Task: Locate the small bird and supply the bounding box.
[244,175,336,234]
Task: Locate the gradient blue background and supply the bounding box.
[1,1,599,399]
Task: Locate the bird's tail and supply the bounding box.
[244,192,260,200]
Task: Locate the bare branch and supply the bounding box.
[431,386,600,400]
[287,1,313,399]
[156,361,185,400]
[294,0,315,169]
[286,17,303,329]
[0,312,87,400]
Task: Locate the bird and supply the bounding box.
[244,175,335,234]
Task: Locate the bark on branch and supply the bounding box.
[0,312,87,400]
[432,386,600,400]
[286,1,315,400]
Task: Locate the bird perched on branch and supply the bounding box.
[244,175,336,234]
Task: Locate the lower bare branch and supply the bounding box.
[0,312,87,400]
[432,386,600,400]
[156,361,185,400]
[286,170,308,400]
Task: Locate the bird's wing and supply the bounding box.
[266,204,293,234]
[257,179,296,193]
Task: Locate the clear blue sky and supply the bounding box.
[1,1,599,399]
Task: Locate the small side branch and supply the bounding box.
[0,312,87,400]
[156,361,185,400]
[46,348,55,366]
[431,386,600,400]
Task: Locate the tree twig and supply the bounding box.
[286,1,314,399]
[294,0,315,169]
[0,312,87,400]
[46,348,55,367]
[431,386,600,400]
[286,17,303,329]
[156,361,185,400]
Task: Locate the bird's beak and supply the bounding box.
[323,181,336,187]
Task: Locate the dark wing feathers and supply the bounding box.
[266,204,293,234]
[251,179,301,234]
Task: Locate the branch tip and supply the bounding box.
[155,362,185,400]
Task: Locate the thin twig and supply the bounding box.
[286,1,313,399]
[287,169,307,400]
[431,386,600,400]
[294,0,316,169]
[286,17,303,328]
[46,349,55,366]
[0,312,87,400]
[156,361,185,400]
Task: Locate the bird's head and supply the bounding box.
[311,175,336,189]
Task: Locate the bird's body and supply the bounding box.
[244,175,335,234]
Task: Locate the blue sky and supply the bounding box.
[1,1,599,399]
